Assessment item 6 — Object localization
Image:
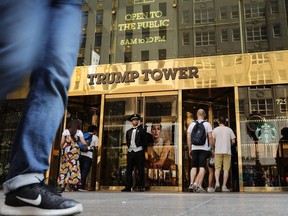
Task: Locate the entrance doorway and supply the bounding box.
[100,92,179,190]
[182,87,239,191]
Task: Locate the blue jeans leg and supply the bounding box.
[79,155,93,188]
[1,0,82,194]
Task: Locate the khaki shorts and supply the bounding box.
[214,154,231,171]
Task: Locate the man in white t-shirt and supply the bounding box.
[79,125,98,191]
[187,109,213,193]
[212,116,236,192]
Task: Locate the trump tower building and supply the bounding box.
[1,0,288,192]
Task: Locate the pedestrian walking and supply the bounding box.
[79,125,98,191]
[212,116,236,192]
[0,1,83,215]
[187,109,213,193]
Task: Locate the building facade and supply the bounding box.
[1,0,288,192]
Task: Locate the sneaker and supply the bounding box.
[222,186,230,192]
[196,186,206,193]
[0,181,83,216]
[188,182,198,192]
[121,187,131,192]
[215,183,221,192]
[207,187,215,193]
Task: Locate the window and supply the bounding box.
[250,99,273,115]
[126,6,133,14]
[273,24,280,38]
[233,28,240,41]
[231,6,239,19]
[158,49,166,60]
[141,50,149,61]
[143,4,150,14]
[194,9,214,24]
[244,3,265,18]
[271,1,279,14]
[182,10,190,22]
[159,26,167,38]
[239,100,245,115]
[221,30,228,42]
[183,32,190,45]
[142,28,150,39]
[159,3,167,16]
[195,31,215,46]
[125,31,133,40]
[220,7,228,20]
[95,33,102,46]
[82,11,88,26]
[96,10,103,25]
[246,26,267,41]
[124,52,132,63]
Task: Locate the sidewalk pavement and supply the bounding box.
[1,191,288,216]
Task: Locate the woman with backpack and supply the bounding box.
[58,119,88,192]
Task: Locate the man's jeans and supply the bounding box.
[0,0,82,194]
[79,155,93,189]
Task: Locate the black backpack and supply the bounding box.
[191,121,207,146]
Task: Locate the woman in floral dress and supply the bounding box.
[58,119,88,192]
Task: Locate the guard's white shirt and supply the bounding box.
[128,127,143,152]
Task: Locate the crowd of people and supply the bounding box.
[58,120,98,192]
[187,109,236,193]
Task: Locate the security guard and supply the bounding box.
[122,114,147,192]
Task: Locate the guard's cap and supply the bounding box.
[129,114,140,121]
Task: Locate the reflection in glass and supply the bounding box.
[239,85,288,187]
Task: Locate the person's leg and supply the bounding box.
[208,166,215,188]
[0,1,49,99]
[80,156,92,189]
[135,150,145,190]
[3,0,82,194]
[222,154,231,190]
[190,150,199,185]
[214,154,222,186]
[124,152,135,190]
[197,150,208,188]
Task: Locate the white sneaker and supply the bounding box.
[196,186,206,193]
[189,182,198,192]
[207,187,215,193]
[222,186,230,192]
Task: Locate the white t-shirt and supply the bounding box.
[81,134,98,159]
[62,129,84,138]
[187,120,212,151]
[212,125,236,155]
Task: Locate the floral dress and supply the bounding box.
[58,130,82,188]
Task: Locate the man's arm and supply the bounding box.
[187,132,192,158]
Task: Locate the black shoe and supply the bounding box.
[0,180,83,216]
[121,187,131,192]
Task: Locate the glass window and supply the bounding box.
[96,10,103,25]
[221,30,228,42]
[220,7,228,20]
[195,31,215,46]
[233,28,240,41]
[244,3,266,18]
[194,9,214,24]
[141,50,149,61]
[182,10,190,22]
[239,85,288,188]
[95,33,102,46]
[158,49,166,60]
[124,52,132,63]
[159,2,167,16]
[271,1,279,14]
[183,32,190,45]
[231,5,239,19]
[273,24,281,38]
[101,95,179,187]
[246,26,267,41]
